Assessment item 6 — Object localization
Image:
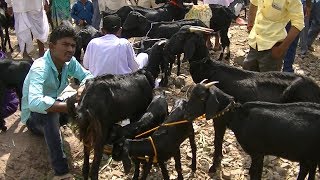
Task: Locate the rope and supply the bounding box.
[148,137,158,163]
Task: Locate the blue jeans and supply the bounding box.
[283,22,300,72]
[308,1,320,47]
[91,0,101,30]
[301,0,320,54]
[26,112,69,176]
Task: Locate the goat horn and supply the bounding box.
[204,81,219,88]
[200,79,208,84]
[189,26,215,34]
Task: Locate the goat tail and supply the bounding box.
[80,109,103,149]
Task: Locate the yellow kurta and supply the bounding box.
[248,0,304,51]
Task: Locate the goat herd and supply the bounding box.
[1,0,320,180]
[63,25,320,180]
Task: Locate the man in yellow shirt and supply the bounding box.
[243,0,304,72]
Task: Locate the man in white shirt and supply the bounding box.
[6,0,50,59]
[83,14,148,77]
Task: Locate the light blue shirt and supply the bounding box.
[21,50,93,124]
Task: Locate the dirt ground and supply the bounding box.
[0,19,320,180]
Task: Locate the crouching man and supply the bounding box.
[21,25,93,179]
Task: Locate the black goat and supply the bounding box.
[102,0,187,25]
[70,69,154,180]
[123,11,208,81]
[185,82,320,180]
[156,0,238,60]
[122,11,207,39]
[74,25,103,62]
[0,0,14,52]
[164,26,320,173]
[0,59,32,131]
[144,39,170,87]
[113,98,197,180]
[108,93,168,179]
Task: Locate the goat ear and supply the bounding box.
[183,39,195,60]
[205,89,220,120]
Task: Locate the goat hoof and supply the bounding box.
[1,126,7,132]
[225,54,230,60]
[208,165,218,174]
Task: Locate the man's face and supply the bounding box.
[49,37,76,63]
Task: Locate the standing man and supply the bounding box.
[83,15,148,77]
[243,0,304,72]
[300,0,320,57]
[71,0,94,28]
[21,25,93,179]
[6,0,50,59]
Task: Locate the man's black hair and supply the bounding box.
[103,15,121,34]
[49,25,77,43]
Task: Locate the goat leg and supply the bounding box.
[4,28,12,52]
[132,159,141,180]
[140,159,153,180]
[158,161,170,180]
[209,118,227,173]
[189,129,197,172]
[0,28,4,52]
[82,145,90,180]
[176,54,181,76]
[249,154,264,180]
[173,150,183,180]
[297,161,316,180]
[90,142,104,180]
[225,46,230,60]
[0,84,7,132]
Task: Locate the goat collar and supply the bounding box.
[211,100,236,119]
[169,0,183,8]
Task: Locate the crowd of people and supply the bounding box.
[1,0,320,179]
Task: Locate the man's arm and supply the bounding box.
[271,0,304,59]
[305,0,311,17]
[126,42,139,72]
[5,0,13,16]
[46,101,68,113]
[27,67,61,114]
[272,26,300,60]
[247,3,257,32]
[68,57,94,85]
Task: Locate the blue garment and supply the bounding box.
[0,53,19,118]
[91,0,101,30]
[307,0,320,46]
[21,50,93,124]
[71,0,94,25]
[301,0,320,54]
[26,112,69,175]
[283,22,300,72]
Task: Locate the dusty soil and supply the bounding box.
[0,20,320,180]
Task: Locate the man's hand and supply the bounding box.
[77,85,85,102]
[44,0,49,12]
[7,7,13,16]
[79,20,84,26]
[271,44,286,60]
